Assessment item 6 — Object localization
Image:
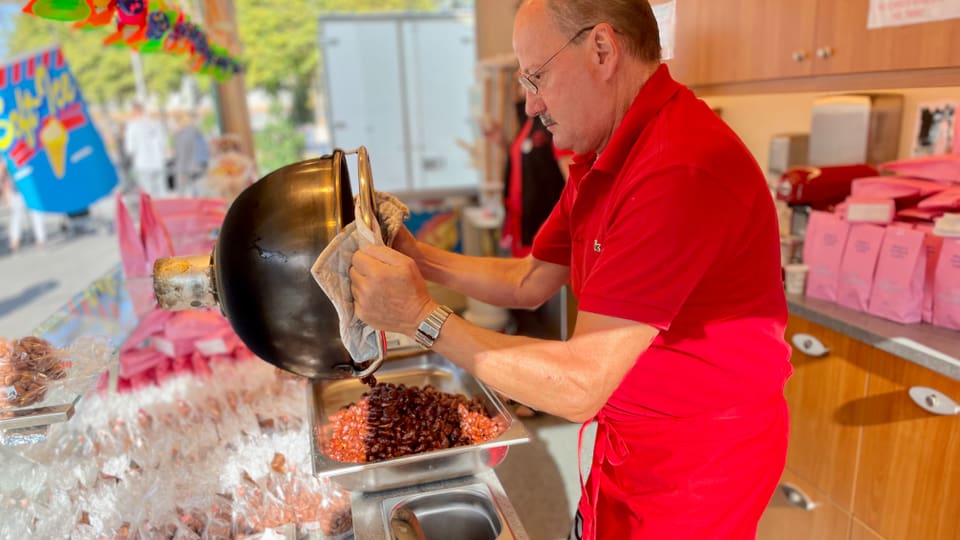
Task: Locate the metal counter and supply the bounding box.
[787,293,960,381]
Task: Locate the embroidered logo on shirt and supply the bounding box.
[593,240,602,253]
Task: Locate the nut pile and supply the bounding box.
[322,376,506,463]
[1,337,67,408]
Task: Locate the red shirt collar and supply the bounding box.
[569,64,681,176]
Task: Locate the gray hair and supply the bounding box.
[540,0,662,63]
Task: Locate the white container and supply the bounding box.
[780,236,801,267]
[784,264,810,295]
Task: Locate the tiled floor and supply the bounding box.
[496,413,596,540]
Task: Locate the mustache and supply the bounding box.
[538,113,557,127]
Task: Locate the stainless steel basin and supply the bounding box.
[309,353,530,492]
[382,484,512,540]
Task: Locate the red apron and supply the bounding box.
[574,395,789,539]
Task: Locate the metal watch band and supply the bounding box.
[414,305,454,349]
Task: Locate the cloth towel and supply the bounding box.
[311,191,410,364]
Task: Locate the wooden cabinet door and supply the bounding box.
[851,518,884,540]
[680,0,818,85]
[853,346,960,540]
[758,468,851,540]
[651,0,699,86]
[784,315,869,510]
[813,0,960,75]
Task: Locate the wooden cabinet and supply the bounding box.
[650,0,711,86]
[673,0,960,90]
[852,346,960,540]
[758,469,851,540]
[783,315,869,509]
[813,0,960,75]
[679,0,818,86]
[763,314,960,539]
[851,519,885,540]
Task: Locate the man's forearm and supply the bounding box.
[412,240,552,309]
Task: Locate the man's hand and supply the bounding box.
[350,244,435,336]
[390,227,420,260]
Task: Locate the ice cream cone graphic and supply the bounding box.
[40,117,69,179]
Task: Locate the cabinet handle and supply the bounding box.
[780,483,816,511]
[815,46,834,59]
[908,386,960,416]
[791,333,829,357]
[791,50,808,62]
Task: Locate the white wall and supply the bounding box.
[702,87,960,170]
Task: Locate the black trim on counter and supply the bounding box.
[786,294,960,382]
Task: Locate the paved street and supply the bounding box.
[0,195,119,338]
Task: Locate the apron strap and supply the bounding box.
[577,413,630,540]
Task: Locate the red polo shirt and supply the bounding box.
[533,65,791,418]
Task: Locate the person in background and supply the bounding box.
[123,102,169,197]
[172,111,209,196]
[1,164,46,252]
[350,1,791,538]
[491,91,572,259]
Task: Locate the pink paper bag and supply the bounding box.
[836,224,885,312]
[804,211,851,302]
[915,224,944,324]
[867,227,926,324]
[932,237,960,330]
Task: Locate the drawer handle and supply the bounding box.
[908,387,960,416]
[780,483,816,511]
[791,333,829,357]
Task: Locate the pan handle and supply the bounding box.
[355,146,379,236]
[346,146,386,374]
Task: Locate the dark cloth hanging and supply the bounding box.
[503,101,568,256]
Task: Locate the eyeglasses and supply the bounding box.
[518,25,596,95]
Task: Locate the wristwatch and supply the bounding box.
[414,305,454,349]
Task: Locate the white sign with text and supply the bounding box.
[868,0,960,29]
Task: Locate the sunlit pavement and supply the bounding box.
[0,196,119,338]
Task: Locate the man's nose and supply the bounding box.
[524,94,545,117]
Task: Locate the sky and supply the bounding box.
[0,4,20,60]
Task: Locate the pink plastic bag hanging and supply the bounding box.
[804,211,851,302]
[139,192,175,264]
[116,193,147,277]
[867,227,927,324]
[836,223,885,312]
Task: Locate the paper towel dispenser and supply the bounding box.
[808,94,903,167]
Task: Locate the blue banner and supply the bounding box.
[0,47,118,213]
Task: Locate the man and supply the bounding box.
[123,102,169,197]
[172,111,209,196]
[1,164,46,252]
[350,1,791,538]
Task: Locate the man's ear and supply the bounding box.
[591,23,620,75]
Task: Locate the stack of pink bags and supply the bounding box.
[804,154,960,330]
[103,192,257,393]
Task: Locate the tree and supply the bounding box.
[235,0,440,123]
[0,0,459,110]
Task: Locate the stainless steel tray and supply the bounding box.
[309,353,530,492]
